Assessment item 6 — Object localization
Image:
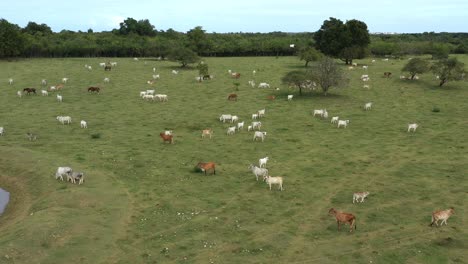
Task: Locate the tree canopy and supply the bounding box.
[168,46,199,67]
[402,58,431,79]
[308,57,349,95]
[298,47,322,67]
[0,19,25,58]
[118,18,156,36]
[281,70,309,95]
[431,57,466,86]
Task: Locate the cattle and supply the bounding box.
[142,94,155,101]
[353,192,370,203]
[8,78,13,85]
[153,74,160,79]
[237,121,244,131]
[146,90,155,95]
[88,87,100,93]
[0,127,4,136]
[328,208,356,232]
[337,120,350,128]
[267,95,276,100]
[257,109,266,117]
[362,65,368,70]
[56,116,71,125]
[23,88,36,95]
[287,95,293,101]
[360,75,369,80]
[364,102,372,111]
[41,79,47,86]
[227,93,238,101]
[227,126,236,135]
[202,74,212,80]
[55,167,73,181]
[99,62,106,67]
[201,129,213,139]
[69,172,85,185]
[231,72,241,79]
[160,132,174,144]
[231,115,239,123]
[80,120,87,128]
[430,207,455,227]
[56,84,64,91]
[259,157,269,168]
[253,131,267,142]
[248,80,256,88]
[408,123,419,132]
[252,121,262,130]
[248,164,268,181]
[331,116,339,124]
[104,77,110,83]
[41,90,49,96]
[247,125,253,131]
[263,175,283,191]
[26,132,37,141]
[219,114,232,123]
[258,82,270,88]
[196,162,216,175]
[172,70,179,74]
[104,65,112,71]
[313,109,326,117]
[17,91,22,98]
[384,72,392,78]
[155,94,168,102]
[164,130,173,136]
[252,113,259,120]
[56,94,63,102]
[352,62,358,67]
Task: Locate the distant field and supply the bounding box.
[0,56,467,264]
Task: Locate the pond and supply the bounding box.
[0,188,10,215]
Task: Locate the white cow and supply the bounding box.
[362,65,368,70]
[41,79,47,86]
[263,175,283,191]
[62,77,68,83]
[87,65,92,71]
[408,123,419,132]
[287,95,293,101]
[252,121,262,130]
[172,70,179,74]
[140,91,147,97]
[0,127,4,136]
[237,121,244,131]
[252,113,259,120]
[259,157,269,168]
[55,166,73,181]
[56,94,63,102]
[257,109,266,117]
[8,78,13,85]
[364,102,372,111]
[323,110,328,119]
[17,91,22,98]
[313,109,326,117]
[247,125,253,131]
[146,90,155,95]
[219,114,232,123]
[104,77,110,83]
[142,94,155,101]
[80,120,87,128]
[110,62,117,67]
[352,62,358,67]
[153,74,160,79]
[227,126,236,135]
[337,120,350,128]
[56,116,71,124]
[253,131,267,142]
[331,116,339,124]
[41,90,48,96]
[258,82,270,88]
[153,67,156,73]
[248,80,256,88]
[248,164,268,181]
[360,74,369,80]
[231,115,239,123]
[99,62,106,67]
[155,94,168,102]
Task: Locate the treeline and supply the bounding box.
[1,17,468,59]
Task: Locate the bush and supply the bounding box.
[432,106,440,112]
[91,133,101,139]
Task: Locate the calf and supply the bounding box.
[197,162,216,175]
[331,116,339,124]
[287,95,293,101]
[408,123,418,132]
[41,90,49,96]
[201,129,213,139]
[259,157,269,168]
[56,94,63,102]
[159,133,173,144]
[258,82,270,88]
[328,208,356,232]
[364,102,372,111]
[80,120,87,128]
[430,207,455,227]
[0,127,4,136]
[384,72,392,78]
[227,93,237,101]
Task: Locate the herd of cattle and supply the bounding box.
[1,58,455,232]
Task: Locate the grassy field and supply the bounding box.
[0,56,467,264]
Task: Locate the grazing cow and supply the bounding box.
[62,78,68,83]
[56,116,72,124]
[253,131,267,142]
[219,114,232,123]
[363,85,370,89]
[362,65,368,69]
[353,192,370,203]
[69,172,85,185]
[140,91,147,97]
[263,175,283,191]
[257,109,266,117]
[328,208,356,232]
[41,90,48,96]
[99,62,106,67]
[56,94,63,102]
[407,123,418,132]
[287,95,293,101]
[231,73,241,79]
[80,120,87,128]
[267,95,276,101]
[23,88,36,95]
[227,126,236,135]
[172,70,179,74]
[348,66,355,70]
[249,164,268,181]
[155,94,168,102]
[430,207,455,227]
[384,72,392,78]
[110,62,117,67]
[104,65,112,71]
[237,121,244,131]
[55,167,73,181]
[201,129,213,139]
[87,66,92,71]
[142,94,155,101]
[56,84,64,90]
[159,132,173,144]
[259,157,269,168]
[352,62,358,67]
[146,89,155,95]
[247,125,253,131]
[227,93,238,101]
[147,80,155,85]
[331,116,339,124]
[153,74,160,80]
[88,87,100,93]
[252,113,259,120]
[371,59,376,63]
[258,82,270,88]
[0,127,4,136]
[231,115,239,123]
[360,75,369,80]
[337,120,350,128]
[248,80,256,88]
[313,109,326,117]
[252,121,262,130]
[196,162,216,175]
[364,102,372,111]
[164,130,173,136]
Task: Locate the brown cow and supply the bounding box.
[227,93,237,101]
[328,208,356,232]
[430,207,454,227]
[160,133,173,144]
[231,73,241,79]
[196,162,216,175]
[267,95,276,100]
[384,72,392,78]
[87,87,100,93]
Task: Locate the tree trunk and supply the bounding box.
[411,74,415,80]
[439,79,446,87]
[305,61,309,67]
[299,87,302,95]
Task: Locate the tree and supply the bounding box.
[314,17,370,64]
[281,70,309,95]
[23,22,52,35]
[0,19,25,58]
[308,57,349,95]
[429,43,450,60]
[402,58,430,79]
[298,47,322,67]
[187,26,210,55]
[431,57,465,87]
[196,61,209,82]
[118,18,155,36]
[167,47,199,67]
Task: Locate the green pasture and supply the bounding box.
[0,56,466,263]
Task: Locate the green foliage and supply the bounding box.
[118,17,156,36]
[298,47,322,67]
[369,41,399,56]
[308,57,349,95]
[402,58,431,79]
[314,17,370,64]
[187,26,210,55]
[0,19,25,58]
[196,61,209,77]
[167,46,199,67]
[22,22,52,35]
[429,43,450,60]
[432,106,440,112]
[281,70,309,95]
[431,57,466,86]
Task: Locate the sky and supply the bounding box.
[1,0,467,33]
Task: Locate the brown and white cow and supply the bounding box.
[328,208,356,232]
